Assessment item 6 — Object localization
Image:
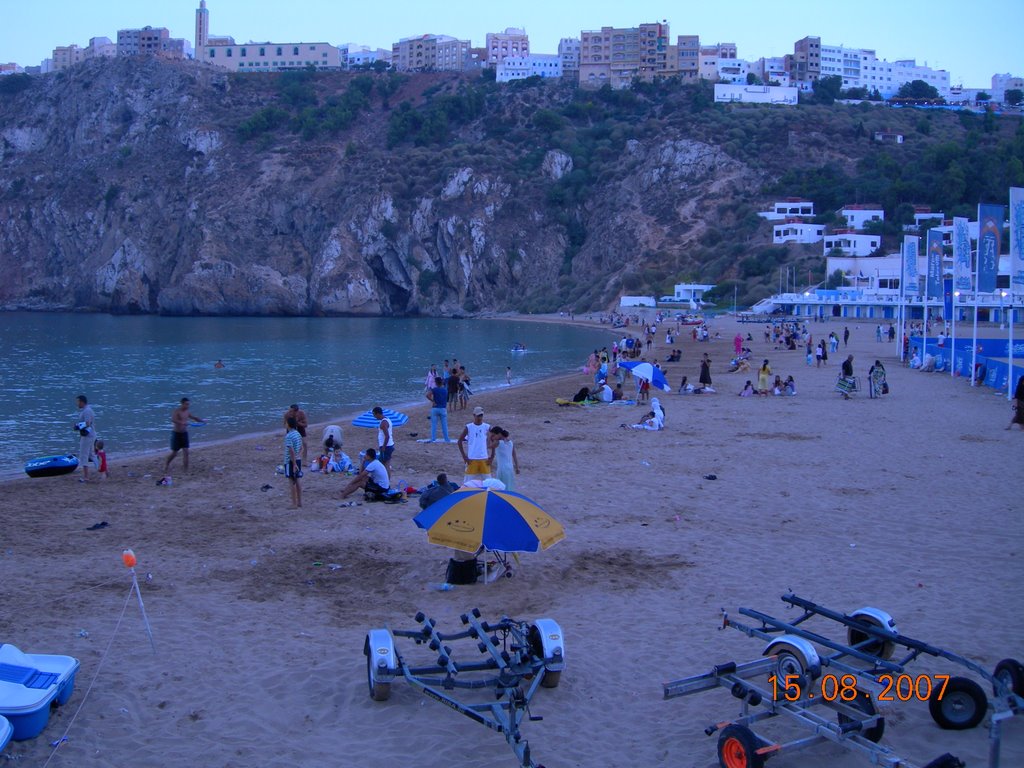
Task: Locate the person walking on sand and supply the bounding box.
[163,397,205,474]
[458,406,492,483]
[74,394,96,483]
[844,326,850,348]
[1007,376,1024,430]
[426,376,450,443]
[373,406,395,472]
[284,416,302,508]
[283,404,309,463]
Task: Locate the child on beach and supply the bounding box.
[94,439,108,479]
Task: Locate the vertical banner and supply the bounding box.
[952,216,972,292]
[926,229,943,300]
[977,203,1003,294]
[943,277,953,319]
[1011,187,1024,293]
[903,236,920,294]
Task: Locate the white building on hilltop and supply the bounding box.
[496,54,561,82]
[715,84,798,104]
[818,43,949,98]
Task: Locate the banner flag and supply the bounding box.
[952,217,972,292]
[977,203,1003,294]
[926,229,943,300]
[943,277,953,319]
[1011,187,1024,294]
[902,236,920,294]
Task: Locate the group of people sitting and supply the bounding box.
[739,375,796,397]
[572,380,626,403]
[623,397,666,430]
[677,376,715,395]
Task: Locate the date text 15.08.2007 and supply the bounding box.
[769,673,950,702]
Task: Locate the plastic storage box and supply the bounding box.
[0,715,12,752]
[0,644,80,741]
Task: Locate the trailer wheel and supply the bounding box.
[366,654,391,701]
[717,724,765,768]
[540,669,561,689]
[928,677,986,730]
[846,609,897,660]
[837,690,885,743]
[992,659,1024,697]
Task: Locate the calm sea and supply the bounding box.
[0,313,612,474]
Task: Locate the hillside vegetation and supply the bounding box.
[0,59,1021,315]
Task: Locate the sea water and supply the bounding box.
[0,313,612,473]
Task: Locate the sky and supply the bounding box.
[2,0,1021,87]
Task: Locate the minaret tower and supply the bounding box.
[195,1,209,51]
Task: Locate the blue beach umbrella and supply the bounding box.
[352,408,409,428]
[413,488,566,554]
[616,361,672,392]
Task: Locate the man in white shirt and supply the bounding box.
[340,448,390,499]
[373,406,395,471]
[458,406,491,483]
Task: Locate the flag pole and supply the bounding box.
[898,249,906,363]
[970,257,979,387]
[951,292,958,377]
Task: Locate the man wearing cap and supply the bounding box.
[458,406,491,483]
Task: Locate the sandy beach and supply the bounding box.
[1,315,1022,768]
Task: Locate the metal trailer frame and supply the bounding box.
[363,608,565,768]
[664,593,1023,768]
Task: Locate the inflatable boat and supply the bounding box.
[24,455,79,478]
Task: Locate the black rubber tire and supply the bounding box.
[366,653,391,701]
[837,690,885,743]
[717,723,765,768]
[540,669,561,689]
[928,676,986,730]
[992,658,1024,697]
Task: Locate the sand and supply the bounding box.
[1,315,1022,768]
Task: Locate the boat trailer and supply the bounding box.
[364,608,565,768]
[664,593,1023,768]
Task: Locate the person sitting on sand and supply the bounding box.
[418,472,459,509]
[678,376,694,394]
[784,376,797,396]
[624,409,664,431]
[739,381,755,397]
[340,448,389,499]
[728,359,751,374]
[612,383,625,401]
[772,375,784,396]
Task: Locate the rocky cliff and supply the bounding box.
[1,58,1019,315]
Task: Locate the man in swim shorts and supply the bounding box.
[163,397,205,474]
[458,406,491,483]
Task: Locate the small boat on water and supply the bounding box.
[24,454,79,478]
[511,343,527,353]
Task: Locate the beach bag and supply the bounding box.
[445,557,479,584]
[882,380,890,394]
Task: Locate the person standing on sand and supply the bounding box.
[844,326,850,348]
[373,406,395,472]
[283,404,308,463]
[284,416,302,508]
[699,354,713,388]
[163,397,205,474]
[74,394,96,482]
[1007,376,1024,430]
[458,406,491,483]
[489,427,520,492]
[757,360,772,396]
[426,376,450,443]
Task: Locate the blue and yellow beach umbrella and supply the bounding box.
[413,488,566,554]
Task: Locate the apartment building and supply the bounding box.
[789,36,821,89]
[578,22,670,89]
[392,34,470,72]
[496,54,561,82]
[991,73,1024,102]
[698,42,736,81]
[485,28,528,67]
[340,45,392,69]
[755,56,791,86]
[819,44,950,98]
[204,42,341,71]
[52,45,84,71]
[673,35,699,79]
[838,205,884,231]
[558,38,580,78]
[118,27,192,59]
[824,234,882,257]
[0,63,24,75]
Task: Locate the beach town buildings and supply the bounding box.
[391,34,471,72]
[0,63,24,75]
[485,28,529,67]
[50,37,117,71]
[339,45,392,69]
[774,222,826,245]
[558,38,581,79]
[714,84,798,104]
[117,27,192,59]
[496,55,562,83]
[838,205,885,231]
[577,22,671,89]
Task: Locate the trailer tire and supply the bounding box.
[540,670,561,689]
[846,609,897,660]
[928,677,986,730]
[367,652,391,701]
[837,689,885,743]
[717,724,765,768]
[992,658,1024,697]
